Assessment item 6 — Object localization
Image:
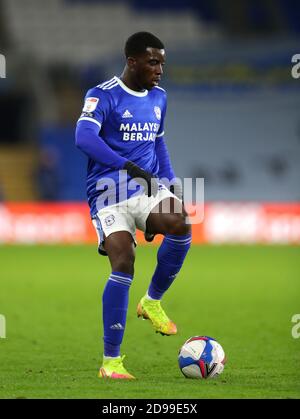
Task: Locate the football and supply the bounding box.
[178,336,226,379]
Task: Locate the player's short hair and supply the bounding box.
[125,32,164,58]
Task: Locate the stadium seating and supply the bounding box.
[2,0,214,64]
[0,146,38,201]
[166,89,300,202]
[1,0,299,202]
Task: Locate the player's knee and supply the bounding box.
[112,251,135,276]
[167,215,191,236]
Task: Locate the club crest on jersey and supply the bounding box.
[154,106,161,120]
[104,215,115,227]
[83,97,99,112]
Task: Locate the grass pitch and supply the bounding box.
[0,244,299,399]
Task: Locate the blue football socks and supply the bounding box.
[148,233,192,300]
[102,271,133,358]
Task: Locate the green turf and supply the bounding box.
[0,244,299,399]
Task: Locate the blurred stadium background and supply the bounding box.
[0,0,300,245]
[1,0,300,400]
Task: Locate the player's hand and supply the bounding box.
[144,231,155,242]
[124,161,158,197]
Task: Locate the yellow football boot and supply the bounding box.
[137,296,177,336]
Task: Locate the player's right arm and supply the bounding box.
[75,87,158,196]
[75,88,127,169]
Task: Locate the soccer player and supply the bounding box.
[75,32,191,379]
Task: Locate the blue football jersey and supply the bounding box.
[77,76,167,216]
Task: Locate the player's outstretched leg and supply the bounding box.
[137,199,192,335]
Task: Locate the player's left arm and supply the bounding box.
[155,96,182,200]
[155,96,174,180]
[155,135,175,182]
[155,135,182,200]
